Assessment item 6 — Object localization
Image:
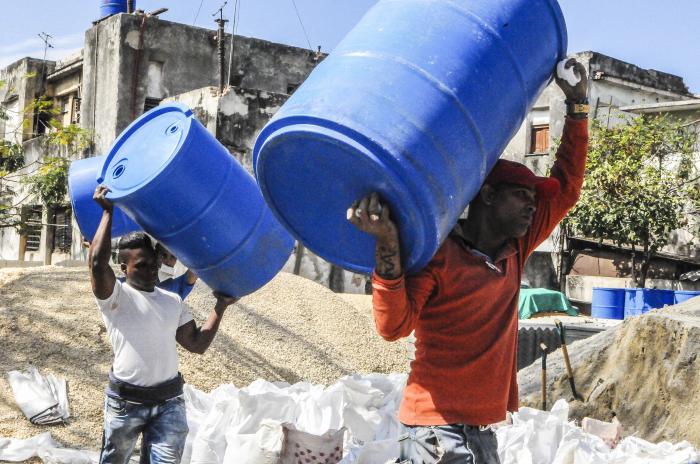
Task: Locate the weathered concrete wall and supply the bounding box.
[216,87,286,171]
[163,86,220,133]
[229,35,322,94]
[82,16,125,154]
[0,58,54,144]
[82,14,321,154]
[523,251,559,290]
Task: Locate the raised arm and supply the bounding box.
[176,292,237,354]
[88,185,116,300]
[522,59,590,254]
[348,193,436,341]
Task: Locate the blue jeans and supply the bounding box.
[99,395,188,464]
[397,424,500,464]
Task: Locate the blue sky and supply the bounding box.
[1,0,698,93]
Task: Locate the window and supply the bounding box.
[143,98,162,113]
[71,97,81,124]
[21,205,43,252]
[52,206,72,253]
[530,124,550,153]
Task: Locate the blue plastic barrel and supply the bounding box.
[100,0,129,18]
[623,288,643,318]
[97,103,294,297]
[624,288,673,318]
[591,288,624,320]
[253,0,567,274]
[642,289,673,312]
[674,290,700,304]
[68,155,141,242]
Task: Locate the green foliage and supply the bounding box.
[0,96,92,229]
[22,156,70,205]
[564,115,699,286]
[44,121,92,154]
[0,140,25,173]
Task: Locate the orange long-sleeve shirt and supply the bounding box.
[372,117,588,426]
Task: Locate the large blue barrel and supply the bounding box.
[68,155,141,242]
[591,288,624,320]
[100,0,129,18]
[624,288,673,318]
[674,290,700,304]
[253,0,567,274]
[623,288,643,318]
[97,103,294,297]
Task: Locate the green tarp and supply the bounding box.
[518,288,578,319]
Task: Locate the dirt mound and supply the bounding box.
[518,300,700,447]
[0,267,407,449]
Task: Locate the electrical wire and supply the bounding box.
[290,0,313,51]
[193,0,205,25]
[227,0,239,87]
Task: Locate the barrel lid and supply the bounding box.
[98,103,193,199]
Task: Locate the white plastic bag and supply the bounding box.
[224,420,284,464]
[0,433,97,463]
[7,366,70,425]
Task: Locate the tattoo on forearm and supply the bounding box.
[376,244,400,279]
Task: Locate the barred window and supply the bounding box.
[52,206,72,253]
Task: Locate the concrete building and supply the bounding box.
[0,11,323,269]
[82,13,322,155]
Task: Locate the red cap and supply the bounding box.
[484,159,561,199]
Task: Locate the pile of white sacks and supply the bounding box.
[1,373,698,463]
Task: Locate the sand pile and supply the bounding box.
[518,300,700,447]
[0,266,407,449]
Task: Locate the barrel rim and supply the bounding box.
[99,103,194,200]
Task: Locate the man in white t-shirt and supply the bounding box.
[89,185,237,464]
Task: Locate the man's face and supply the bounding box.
[487,183,537,238]
[121,247,158,291]
[157,247,177,268]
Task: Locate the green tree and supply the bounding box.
[563,115,699,287]
[0,96,92,229]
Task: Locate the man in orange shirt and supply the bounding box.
[348,59,589,463]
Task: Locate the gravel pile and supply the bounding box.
[181,272,408,391]
[0,266,408,449]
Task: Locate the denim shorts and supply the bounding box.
[397,423,500,464]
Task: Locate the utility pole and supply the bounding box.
[213,2,229,93]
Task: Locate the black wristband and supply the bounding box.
[566,99,589,119]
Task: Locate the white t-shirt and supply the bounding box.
[96,279,194,386]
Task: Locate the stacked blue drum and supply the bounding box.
[591,287,674,319]
[253,0,568,274]
[673,290,700,304]
[78,103,295,297]
[591,288,624,320]
[623,289,673,318]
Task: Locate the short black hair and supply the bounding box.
[117,232,154,264]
